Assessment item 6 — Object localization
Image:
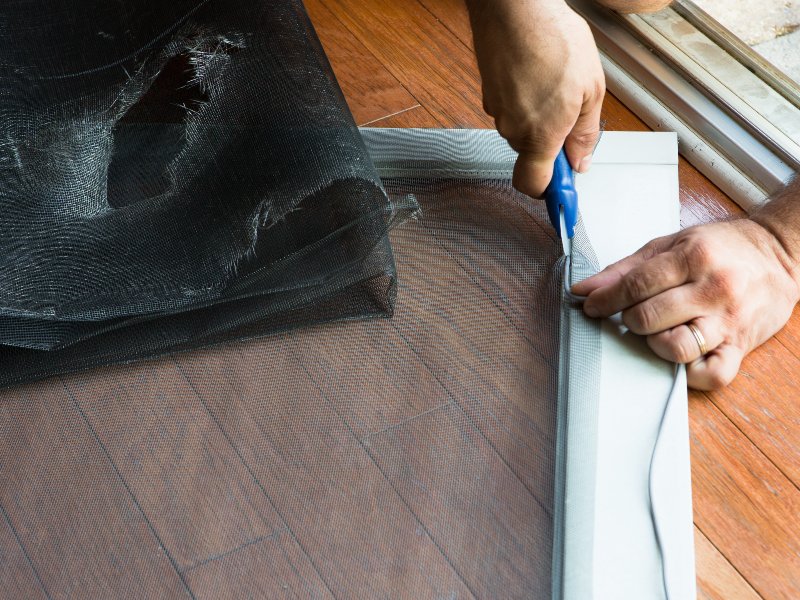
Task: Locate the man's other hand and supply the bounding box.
[572,216,800,390]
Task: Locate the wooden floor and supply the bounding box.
[307,0,800,598]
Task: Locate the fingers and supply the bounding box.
[648,321,744,390]
[571,236,671,296]
[620,285,700,334]
[512,146,563,199]
[687,343,744,390]
[646,318,723,364]
[564,87,603,174]
[511,85,603,198]
[582,249,689,317]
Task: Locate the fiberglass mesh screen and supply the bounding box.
[0,1,603,598]
[2,175,566,598]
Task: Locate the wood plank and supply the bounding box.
[774,305,800,360]
[695,526,761,600]
[0,379,190,598]
[365,402,553,598]
[0,511,47,600]
[305,0,419,125]
[417,0,473,50]
[384,190,560,498]
[689,391,800,599]
[286,318,452,441]
[175,343,474,599]
[184,530,333,599]
[362,104,437,127]
[705,335,800,487]
[321,0,490,127]
[61,360,285,572]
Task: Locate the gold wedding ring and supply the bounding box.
[687,322,708,356]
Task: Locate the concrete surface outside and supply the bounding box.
[691,0,800,82]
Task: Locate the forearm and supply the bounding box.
[465,0,571,49]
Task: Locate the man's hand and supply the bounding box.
[572,181,800,390]
[467,0,605,197]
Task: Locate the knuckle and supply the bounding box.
[639,238,664,260]
[707,269,743,303]
[569,130,598,149]
[495,113,536,145]
[685,236,714,268]
[589,77,606,101]
[625,302,657,333]
[494,116,519,143]
[623,271,651,302]
[557,86,583,111]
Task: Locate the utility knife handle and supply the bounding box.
[543,148,578,239]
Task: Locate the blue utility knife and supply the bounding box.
[543,148,578,257]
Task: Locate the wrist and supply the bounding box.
[751,180,800,288]
[466,0,572,30]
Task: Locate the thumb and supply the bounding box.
[512,141,563,199]
[564,94,602,174]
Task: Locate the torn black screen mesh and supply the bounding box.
[0,2,595,598]
[0,0,404,362]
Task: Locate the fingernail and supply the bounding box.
[577,155,593,173]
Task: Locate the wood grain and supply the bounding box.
[382,186,561,497]
[695,526,761,600]
[705,334,800,487]
[176,343,474,599]
[305,0,419,125]
[61,360,284,572]
[364,104,441,128]
[287,318,452,441]
[321,0,490,127]
[0,511,47,600]
[689,392,800,599]
[417,0,474,50]
[293,179,561,593]
[0,380,190,599]
[365,402,552,598]
[183,530,333,599]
